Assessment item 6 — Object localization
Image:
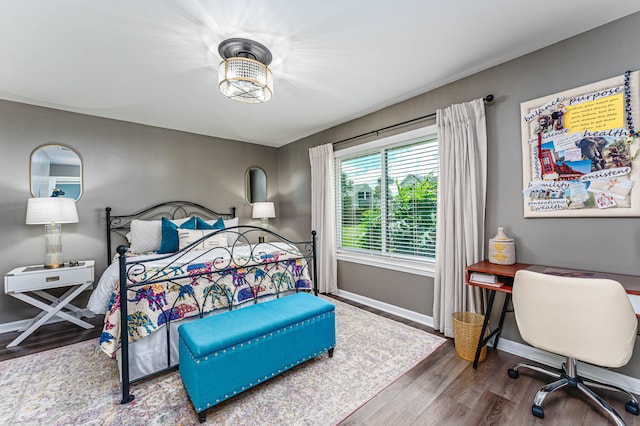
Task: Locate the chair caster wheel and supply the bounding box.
[532,405,544,418]
[626,401,639,415]
[507,368,519,379]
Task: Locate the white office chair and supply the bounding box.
[508,269,639,425]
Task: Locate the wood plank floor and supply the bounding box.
[335,296,640,426]
[1,298,638,425]
[0,315,104,362]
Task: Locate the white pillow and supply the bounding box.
[205,217,240,246]
[171,217,191,226]
[178,229,229,251]
[128,218,195,253]
[223,217,239,228]
[129,220,162,253]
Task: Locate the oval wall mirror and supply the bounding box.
[245,167,267,204]
[30,144,83,200]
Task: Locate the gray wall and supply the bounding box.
[277,12,640,377]
[0,100,278,324]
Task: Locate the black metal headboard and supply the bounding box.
[106,201,236,264]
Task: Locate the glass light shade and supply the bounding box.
[252,202,276,219]
[218,57,273,104]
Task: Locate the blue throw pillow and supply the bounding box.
[157,216,197,253]
[195,216,225,230]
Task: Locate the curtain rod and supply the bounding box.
[332,94,494,147]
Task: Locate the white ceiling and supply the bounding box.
[1,1,639,148]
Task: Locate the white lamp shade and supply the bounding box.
[26,197,79,224]
[252,202,276,219]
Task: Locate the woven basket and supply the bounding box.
[451,311,487,363]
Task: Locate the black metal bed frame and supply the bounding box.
[104,201,318,404]
[106,201,237,264]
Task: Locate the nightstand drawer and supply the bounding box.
[5,266,93,293]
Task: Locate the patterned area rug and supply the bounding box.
[0,298,445,425]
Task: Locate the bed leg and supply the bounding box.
[198,411,207,423]
[328,347,334,358]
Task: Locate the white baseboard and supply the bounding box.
[336,290,434,328]
[0,308,96,335]
[336,289,640,394]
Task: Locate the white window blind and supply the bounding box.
[335,129,438,261]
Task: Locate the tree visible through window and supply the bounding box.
[335,130,438,261]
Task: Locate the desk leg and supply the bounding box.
[473,290,495,369]
[493,293,511,350]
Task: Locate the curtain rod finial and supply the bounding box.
[484,94,494,103]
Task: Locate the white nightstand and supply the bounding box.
[4,260,95,347]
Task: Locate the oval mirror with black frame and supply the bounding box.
[245,167,267,204]
[30,144,83,200]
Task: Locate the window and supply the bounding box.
[335,125,438,269]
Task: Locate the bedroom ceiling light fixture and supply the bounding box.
[218,38,273,104]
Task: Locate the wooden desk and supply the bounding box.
[465,260,640,369]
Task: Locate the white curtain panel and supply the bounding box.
[309,143,338,294]
[433,98,487,337]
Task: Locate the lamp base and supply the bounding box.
[44,223,64,269]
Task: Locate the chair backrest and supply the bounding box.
[512,269,638,368]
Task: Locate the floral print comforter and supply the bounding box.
[99,250,311,357]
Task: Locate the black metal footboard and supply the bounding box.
[108,222,316,404]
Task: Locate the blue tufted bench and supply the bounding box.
[178,292,336,422]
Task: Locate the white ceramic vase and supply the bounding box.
[488,227,516,265]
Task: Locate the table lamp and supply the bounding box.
[252,201,275,242]
[252,202,275,225]
[26,197,79,268]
